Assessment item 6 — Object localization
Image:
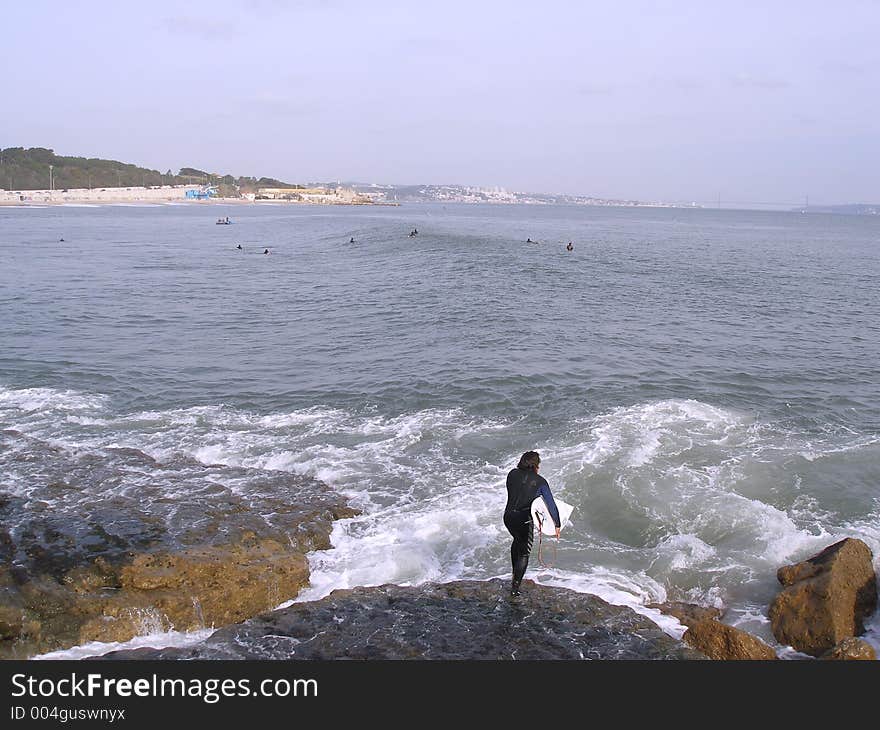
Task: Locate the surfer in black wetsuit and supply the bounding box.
[504,451,561,596]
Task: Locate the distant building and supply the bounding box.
[255,187,373,204]
[185,185,218,199]
[255,187,312,200]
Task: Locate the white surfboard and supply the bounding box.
[531,495,574,536]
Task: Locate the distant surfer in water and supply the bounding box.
[350,237,355,243]
[504,451,561,596]
[236,244,242,250]
[566,241,573,251]
[263,248,269,254]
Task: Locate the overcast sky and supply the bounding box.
[3,0,878,204]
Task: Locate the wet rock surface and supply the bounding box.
[682,620,777,660]
[647,601,724,627]
[768,538,877,657]
[819,637,877,661]
[647,601,776,660]
[97,579,706,660]
[0,430,356,658]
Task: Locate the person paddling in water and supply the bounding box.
[503,451,560,596]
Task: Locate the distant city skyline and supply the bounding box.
[2,0,879,206]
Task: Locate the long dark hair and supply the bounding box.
[517,451,540,471]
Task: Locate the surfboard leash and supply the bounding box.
[533,512,558,569]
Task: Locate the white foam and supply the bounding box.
[294,468,508,603]
[0,385,109,415]
[798,435,880,461]
[653,533,717,572]
[861,607,880,657]
[519,566,687,639]
[34,628,215,661]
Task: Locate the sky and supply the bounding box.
[3,0,878,205]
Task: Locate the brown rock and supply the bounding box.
[0,604,23,639]
[818,637,877,661]
[683,619,777,660]
[4,536,315,654]
[79,611,167,646]
[118,539,310,630]
[647,601,724,627]
[769,538,878,657]
[0,484,357,658]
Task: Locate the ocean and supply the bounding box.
[2,201,878,658]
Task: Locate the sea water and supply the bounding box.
[1,202,878,656]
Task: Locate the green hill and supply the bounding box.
[0,147,301,196]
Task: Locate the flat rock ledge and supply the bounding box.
[96,579,706,660]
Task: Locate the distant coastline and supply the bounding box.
[0,146,693,210]
[3,147,878,213]
[790,203,879,216]
[0,185,392,207]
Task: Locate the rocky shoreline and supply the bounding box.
[0,431,357,659]
[2,426,876,663]
[649,538,878,660]
[86,538,877,661]
[94,538,879,662]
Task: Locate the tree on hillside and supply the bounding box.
[1,147,301,193]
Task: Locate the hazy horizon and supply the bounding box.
[3,0,878,206]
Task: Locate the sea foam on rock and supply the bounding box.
[95,579,706,660]
[769,538,878,657]
[0,436,357,659]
